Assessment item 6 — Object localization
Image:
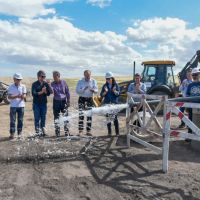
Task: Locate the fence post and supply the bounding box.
[126,96,131,148]
[162,96,171,173]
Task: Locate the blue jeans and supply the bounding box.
[10,107,24,135]
[33,103,47,132]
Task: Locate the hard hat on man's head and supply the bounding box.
[192,68,200,74]
[13,73,23,80]
[105,71,114,79]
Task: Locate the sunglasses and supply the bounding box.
[192,74,199,76]
[106,78,111,80]
[40,75,46,78]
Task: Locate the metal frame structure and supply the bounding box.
[162,100,200,172]
[126,93,200,173]
[126,93,168,172]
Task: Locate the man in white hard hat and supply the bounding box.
[76,70,98,136]
[186,67,200,134]
[8,73,27,139]
[186,67,200,96]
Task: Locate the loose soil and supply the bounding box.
[0,78,200,200]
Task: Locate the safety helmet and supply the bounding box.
[13,73,23,80]
[105,71,114,79]
[192,67,200,74]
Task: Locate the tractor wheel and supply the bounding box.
[149,91,168,114]
[3,93,10,104]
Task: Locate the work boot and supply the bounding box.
[78,130,83,136]
[18,132,22,136]
[86,130,92,136]
[35,128,40,137]
[178,122,186,129]
[9,134,14,140]
[42,127,47,137]
[18,131,22,139]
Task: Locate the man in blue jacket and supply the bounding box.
[32,70,52,136]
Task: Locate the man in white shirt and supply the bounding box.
[8,73,26,139]
[127,73,146,127]
[76,70,98,136]
[128,73,146,95]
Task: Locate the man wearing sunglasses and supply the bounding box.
[32,70,52,136]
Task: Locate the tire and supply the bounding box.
[151,91,168,96]
[3,93,10,104]
[149,91,168,115]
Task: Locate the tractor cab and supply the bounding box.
[117,60,177,104]
[141,60,176,92]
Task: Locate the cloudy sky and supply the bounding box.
[0,0,200,77]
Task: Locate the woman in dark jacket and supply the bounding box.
[100,72,120,136]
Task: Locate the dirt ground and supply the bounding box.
[0,78,200,200]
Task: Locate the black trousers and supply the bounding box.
[53,99,69,135]
[131,106,143,127]
[106,114,119,135]
[78,97,93,132]
[188,108,192,133]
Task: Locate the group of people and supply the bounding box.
[7,66,200,139]
[7,70,121,139]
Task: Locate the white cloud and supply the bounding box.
[0,0,73,18]
[86,0,112,8]
[0,17,140,76]
[126,17,200,71]
[1,16,200,77]
[127,17,187,44]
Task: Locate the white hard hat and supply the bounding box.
[192,68,200,74]
[105,71,114,79]
[13,73,23,80]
